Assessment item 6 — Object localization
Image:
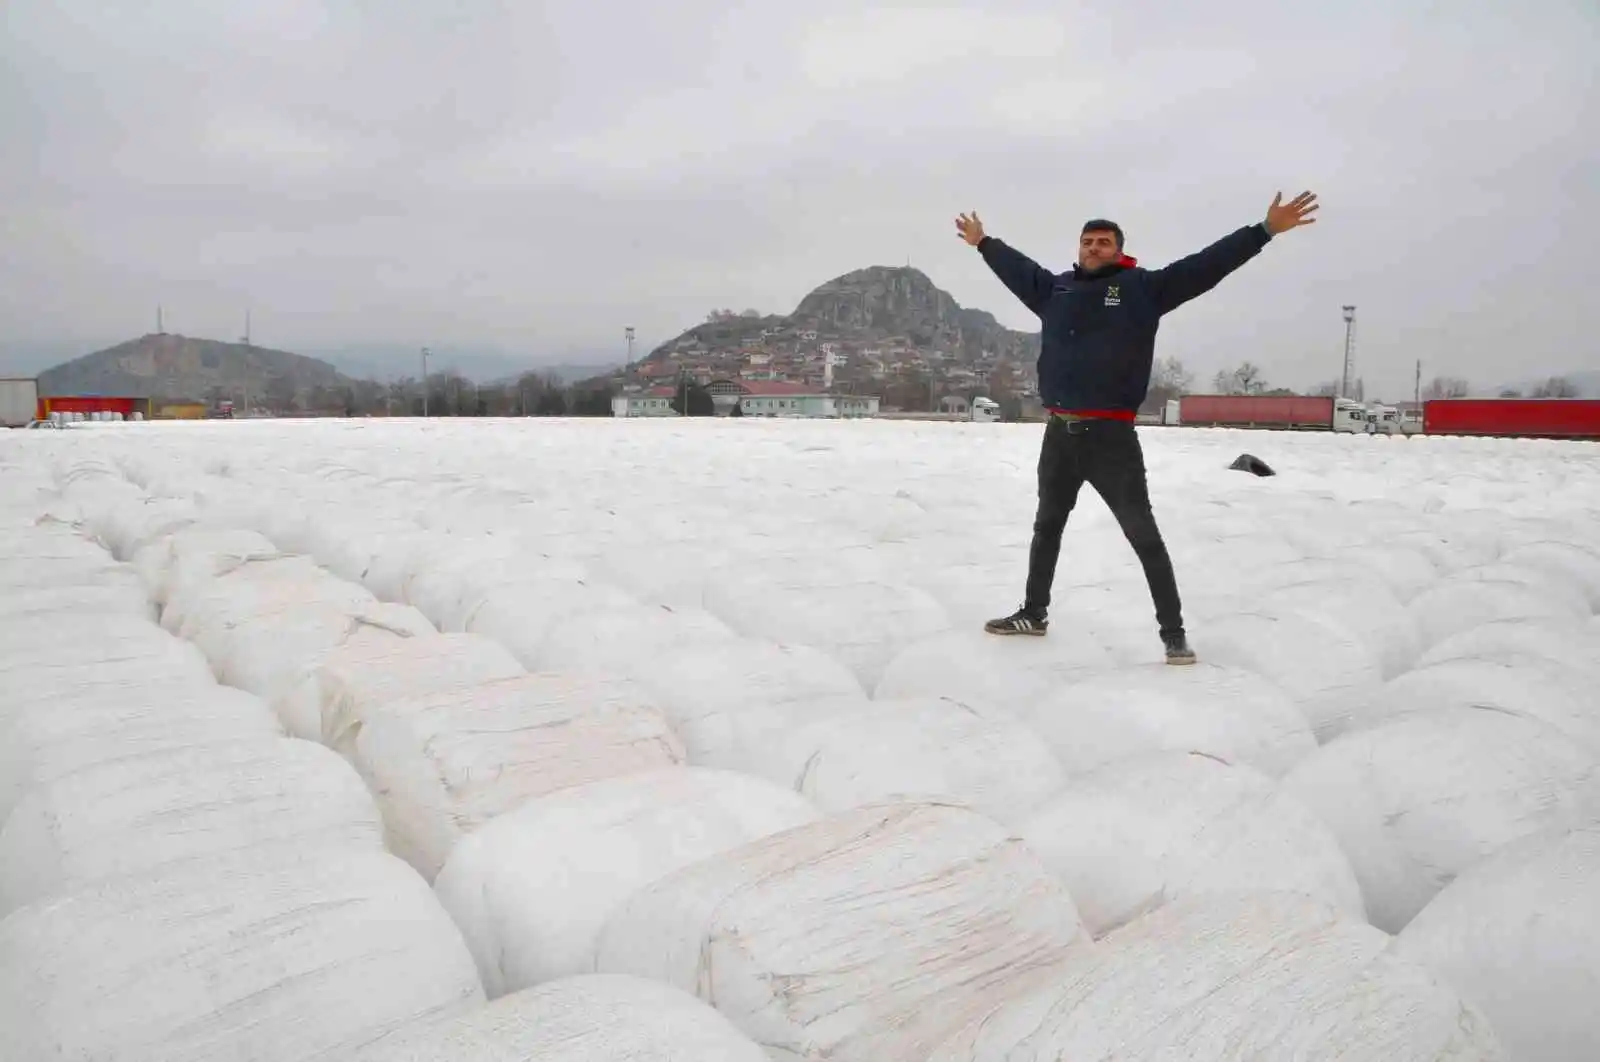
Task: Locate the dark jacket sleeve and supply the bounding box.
[977,236,1055,317]
[1147,223,1272,315]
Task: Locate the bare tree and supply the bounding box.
[1152,356,1193,394]
[1213,362,1267,395]
[1531,376,1578,398]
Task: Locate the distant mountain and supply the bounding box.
[37,333,358,404]
[646,265,1039,364]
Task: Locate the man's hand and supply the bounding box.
[1264,191,1318,235]
[955,211,986,246]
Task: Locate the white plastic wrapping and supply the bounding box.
[309,633,527,754]
[634,637,869,767]
[1392,825,1600,1062]
[700,575,952,689]
[433,767,822,996]
[463,577,641,661]
[1018,751,1365,935]
[353,672,687,879]
[929,891,1506,1061]
[874,629,1116,707]
[740,695,1067,827]
[595,801,1089,1062]
[1017,662,1316,778]
[130,526,282,604]
[349,974,768,1061]
[0,849,486,1061]
[0,681,282,819]
[0,737,385,912]
[1281,707,1600,932]
[528,602,739,675]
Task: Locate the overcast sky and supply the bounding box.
[3,0,1596,396]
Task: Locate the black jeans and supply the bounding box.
[1024,417,1184,638]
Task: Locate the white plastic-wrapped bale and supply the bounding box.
[1014,663,1316,778]
[1281,707,1600,933]
[1407,574,1583,650]
[1414,617,1600,680]
[433,766,821,996]
[1185,608,1383,740]
[302,632,527,754]
[634,637,869,768]
[595,801,1089,1062]
[89,495,202,560]
[0,848,486,1061]
[463,576,640,663]
[524,602,738,676]
[1018,751,1365,935]
[1500,541,1600,609]
[1,610,179,661]
[130,526,282,604]
[874,629,1115,708]
[0,624,215,712]
[929,891,1506,1061]
[353,672,687,879]
[0,737,385,913]
[0,573,156,622]
[160,552,366,638]
[1254,578,1423,679]
[350,974,768,1061]
[1337,656,1600,752]
[238,604,434,735]
[740,695,1066,828]
[0,682,282,819]
[1392,824,1600,1062]
[701,574,952,690]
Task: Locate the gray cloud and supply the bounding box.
[3,0,1596,396]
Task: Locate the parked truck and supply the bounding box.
[1423,398,1600,440]
[1176,394,1369,433]
[1,377,40,428]
[970,396,1001,422]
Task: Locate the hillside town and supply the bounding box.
[609,307,1040,420]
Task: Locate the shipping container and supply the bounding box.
[36,395,152,420]
[1,377,40,427]
[1423,398,1600,440]
[153,402,208,420]
[1177,394,1369,432]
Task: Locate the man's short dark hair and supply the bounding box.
[1081,219,1124,248]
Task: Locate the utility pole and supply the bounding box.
[420,347,431,417]
[239,309,251,417]
[625,326,636,374]
[1414,359,1422,408]
[157,305,164,334]
[1340,305,1357,398]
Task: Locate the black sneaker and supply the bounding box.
[1163,631,1197,665]
[985,606,1048,636]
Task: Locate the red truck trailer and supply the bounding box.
[1177,394,1367,432]
[1423,398,1600,440]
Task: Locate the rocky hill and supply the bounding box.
[649,265,1038,363]
[38,333,361,405]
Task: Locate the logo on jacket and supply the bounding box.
[1104,285,1121,307]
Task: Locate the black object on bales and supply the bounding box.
[1229,453,1276,477]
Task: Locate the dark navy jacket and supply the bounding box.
[978,223,1272,413]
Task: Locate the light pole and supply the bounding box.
[420,347,431,416]
[625,326,635,372]
[1340,306,1356,398]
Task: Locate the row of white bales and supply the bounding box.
[0,432,1596,1060]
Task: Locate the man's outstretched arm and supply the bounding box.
[955,211,1054,317]
[1148,190,1319,316]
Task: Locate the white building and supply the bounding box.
[712,379,879,418]
[610,386,680,417]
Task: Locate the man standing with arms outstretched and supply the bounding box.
[957,191,1319,664]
